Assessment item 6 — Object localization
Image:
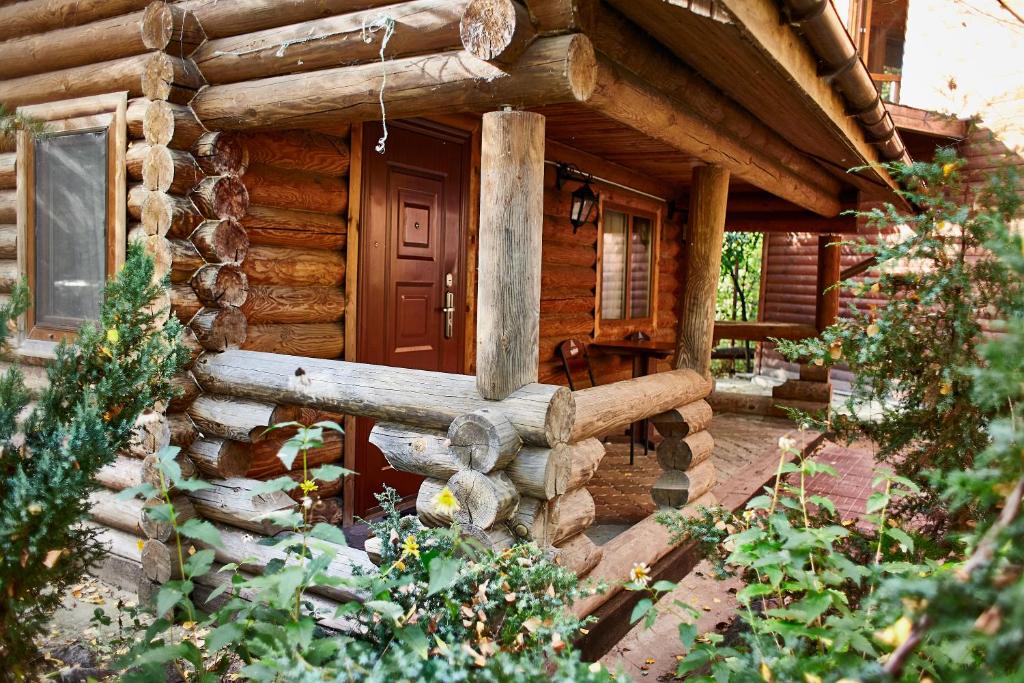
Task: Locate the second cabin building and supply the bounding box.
[0,0,909,623]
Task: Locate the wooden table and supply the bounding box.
[589,340,674,462]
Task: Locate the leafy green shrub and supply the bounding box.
[776,152,1022,519]
[647,165,1024,681]
[120,423,622,682]
[0,243,187,674]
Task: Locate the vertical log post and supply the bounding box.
[675,165,730,376]
[815,233,841,332]
[476,109,545,400]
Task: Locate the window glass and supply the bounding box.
[629,215,653,318]
[34,130,107,329]
[601,209,628,320]
[601,207,656,322]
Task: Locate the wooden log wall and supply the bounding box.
[236,128,349,359]
[371,403,608,577]
[537,163,684,386]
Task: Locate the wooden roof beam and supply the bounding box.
[724,211,856,234]
[587,56,843,217]
[191,34,597,131]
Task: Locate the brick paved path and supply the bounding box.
[598,417,878,681]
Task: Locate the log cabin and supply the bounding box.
[0,0,911,624]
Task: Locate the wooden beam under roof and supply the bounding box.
[888,104,968,140]
[607,0,901,201]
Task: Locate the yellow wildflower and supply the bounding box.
[299,479,318,495]
[106,328,120,344]
[402,534,420,559]
[136,539,145,553]
[939,381,952,396]
[629,562,651,586]
[875,615,913,648]
[393,559,406,571]
[433,486,461,516]
[804,674,822,683]
[866,322,880,337]
[943,162,957,177]
[760,660,773,682]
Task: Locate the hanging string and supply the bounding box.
[361,15,396,154]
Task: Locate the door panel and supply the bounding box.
[355,121,469,517]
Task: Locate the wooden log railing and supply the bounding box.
[712,321,819,343]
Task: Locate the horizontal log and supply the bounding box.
[566,369,713,443]
[89,488,145,537]
[168,411,200,448]
[191,263,249,308]
[553,531,602,576]
[193,131,248,176]
[188,394,275,443]
[650,399,713,438]
[651,460,716,509]
[242,245,345,286]
[192,34,597,130]
[194,0,465,84]
[141,53,206,104]
[450,469,519,529]
[512,495,547,541]
[242,203,347,235]
[170,283,202,323]
[0,0,151,41]
[187,437,252,478]
[0,225,16,259]
[195,520,372,603]
[243,224,347,251]
[369,423,467,480]
[141,2,206,58]
[538,312,592,338]
[144,99,207,149]
[246,428,343,480]
[193,349,571,446]
[168,371,201,411]
[712,321,819,342]
[541,263,594,291]
[144,145,202,194]
[243,163,348,215]
[799,363,830,383]
[183,0,400,39]
[448,408,522,473]
[237,130,350,175]
[562,437,605,491]
[191,306,248,351]
[186,476,297,534]
[169,238,204,283]
[655,430,715,472]
[504,443,571,500]
[143,191,203,238]
[0,190,16,224]
[772,379,832,403]
[191,218,249,263]
[96,455,146,491]
[0,153,15,189]
[240,323,344,359]
[461,0,536,65]
[241,286,345,324]
[0,52,147,110]
[548,486,594,545]
[140,494,198,542]
[191,175,249,220]
[0,7,150,80]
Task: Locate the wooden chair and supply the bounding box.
[556,338,598,391]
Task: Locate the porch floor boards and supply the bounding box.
[587,412,816,529]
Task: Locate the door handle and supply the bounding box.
[442,290,455,339]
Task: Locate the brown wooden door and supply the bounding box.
[355,120,469,517]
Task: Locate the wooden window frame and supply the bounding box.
[16,93,127,342]
[594,191,662,339]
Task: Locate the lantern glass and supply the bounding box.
[570,182,597,229]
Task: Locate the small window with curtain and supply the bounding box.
[599,204,658,324]
[16,94,127,342]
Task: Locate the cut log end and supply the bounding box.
[460,0,537,65]
[448,408,523,473]
[449,469,519,529]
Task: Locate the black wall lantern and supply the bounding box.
[556,163,598,232]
